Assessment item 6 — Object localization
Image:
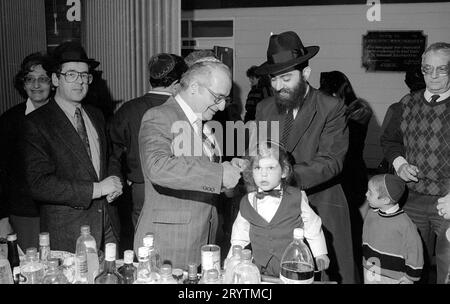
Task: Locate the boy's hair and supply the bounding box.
[369,174,405,204]
[242,141,294,191]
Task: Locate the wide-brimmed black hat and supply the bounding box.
[255,31,319,76]
[52,41,100,69]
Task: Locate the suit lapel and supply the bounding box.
[287,88,317,152]
[48,100,98,180]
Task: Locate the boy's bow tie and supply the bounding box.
[255,189,282,199]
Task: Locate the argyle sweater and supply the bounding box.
[399,90,450,196]
[362,207,423,282]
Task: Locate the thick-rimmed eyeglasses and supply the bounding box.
[59,70,93,84]
[421,65,449,76]
[24,76,51,86]
[203,86,231,104]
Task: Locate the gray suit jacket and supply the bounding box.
[23,99,120,252]
[134,97,223,269]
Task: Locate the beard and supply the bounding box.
[274,77,308,114]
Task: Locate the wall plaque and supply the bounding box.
[362,31,427,72]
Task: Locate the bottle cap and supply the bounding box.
[104,243,116,261]
[232,245,242,256]
[206,269,219,281]
[123,250,134,264]
[172,268,184,280]
[160,264,172,276]
[80,225,90,234]
[7,233,17,242]
[293,228,304,240]
[143,233,154,247]
[39,232,50,246]
[187,263,198,277]
[138,246,149,258]
[241,249,252,260]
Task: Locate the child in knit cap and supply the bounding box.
[363,174,424,284]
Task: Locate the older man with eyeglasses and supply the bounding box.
[22,41,122,253]
[381,42,450,284]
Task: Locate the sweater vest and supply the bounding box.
[240,186,304,268]
[399,90,450,196]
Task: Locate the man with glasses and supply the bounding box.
[134,61,241,269]
[22,41,122,253]
[381,42,450,283]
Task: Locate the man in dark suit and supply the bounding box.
[23,42,123,252]
[108,53,188,229]
[134,61,242,269]
[253,31,355,283]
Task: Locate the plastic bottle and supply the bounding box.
[73,253,89,284]
[158,264,178,284]
[118,250,137,284]
[223,245,242,283]
[20,247,45,284]
[75,225,99,284]
[230,249,260,284]
[0,257,13,284]
[39,232,51,267]
[143,232,161,273]
[94,243,123,284]
[42,258,68,284]
[134,246,158,284]
[279,228,314,284]
[183,263,199,284]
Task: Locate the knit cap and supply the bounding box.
[383,174,405,203]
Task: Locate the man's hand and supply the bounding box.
[106,191,122,203]
[231,158,249,173]
[397,163,419,182]
[221,161,241,190]
[315,254,330,271]
[100,176,123,197]
[437,194,450,220]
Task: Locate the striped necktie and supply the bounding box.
[281,109,294,148]
[429,94,440,105]
[194,120,219,163]
[75,107,92,160]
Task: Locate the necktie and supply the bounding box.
[281,109,294,148]
[75,107,92,160]
[255,189,282,199]
[429,94,440,104]
[195,120,219,163]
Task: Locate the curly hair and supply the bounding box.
[13,52,55,99]
[242,140,294,191]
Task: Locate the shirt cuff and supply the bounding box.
[93,182,102,199]
[393,156,408,174]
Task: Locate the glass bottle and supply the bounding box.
[143,232,161,273]
[75,225,99,284]
[39,232,51,267]
[134,246,158,284]
[0,257,13,284]
[42,258,68,284]
[158,264,178,284]
[223,245,242,284]
[94,243,123,284]
[20,247,45,284]
[279,228,314,284]
[73,253,89,284]
[118,250,136,284]
[183,263,199,284]
[6,233,20,284]
[231,249,261,284]
[201,269,221,284]
[172,268,184,283]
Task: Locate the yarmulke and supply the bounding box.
[148,53,176,80]
[383,174,405,203]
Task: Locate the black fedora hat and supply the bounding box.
[52,41,100,69]
[255,31,319,76]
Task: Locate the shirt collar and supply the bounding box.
[175,94,199,125]
[383,204,400,214]
[25,98,47,115]
[55,96,82,118]
[257,184,282,193]
[148,90,173,96]
[424,88,450,103]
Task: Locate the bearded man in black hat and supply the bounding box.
[253,31,355,283]
[23,41,122,253]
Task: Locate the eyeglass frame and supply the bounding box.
[23,76,51,86]
[201,85,231,104]
[58,70,93,84]
[421,64,449,77]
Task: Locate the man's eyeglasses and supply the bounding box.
[203,86,231,104]
[421,65,449,76]
[59,70,93,84]
[24,76,51,86]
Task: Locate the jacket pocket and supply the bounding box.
[152,209,191,224]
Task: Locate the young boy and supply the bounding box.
[363,174,423,284]
[229,141,329,277]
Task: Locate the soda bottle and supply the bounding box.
[279,228,314,284]
[75,225,99,283]
[73,252,89,284]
